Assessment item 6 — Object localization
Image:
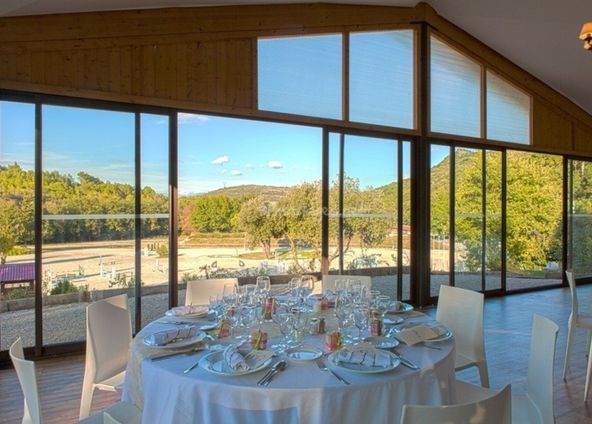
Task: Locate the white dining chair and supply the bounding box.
[10,338,141,424]
[401,384,511,424]
[185,277,238,305]
[79,294,132,420]
[455,314,558,424]
[321,275,371,293]
[563,270,592,382]
[436,284,489,387]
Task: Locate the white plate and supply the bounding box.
[200,322,218,331]
[422,330,453,343]
[199,350,273,376]
[285,346,323,361]
[386,302,414,314]
[363,336,399,350]
[142,331,206,349]
[383,316,404,325]
[392,324,453,343]
[165,307,208,319]
[328,350,400,374]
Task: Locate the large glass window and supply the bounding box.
[349,30,414,129]
[430,144,451,296]
[486,71,530,144]
[178,114,322,301]
[41,105,135,345]
[506,151,562,290]
[568,159,592,277]
[140,113,169,328]
[0,101,36,351]
[328,132,411,301]
[430,35,481,138]
[258,34,343,120]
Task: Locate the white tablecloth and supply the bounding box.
[123,313,456,424]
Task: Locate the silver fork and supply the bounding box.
[315,358,350,385]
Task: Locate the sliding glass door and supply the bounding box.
[327,131,411,301]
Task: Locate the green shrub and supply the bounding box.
[49,278,79,295]
[3,287,34,300]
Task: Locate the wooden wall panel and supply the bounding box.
[574,124,592,154]
[532,99,573,151]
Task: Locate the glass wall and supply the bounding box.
[506,151,562,290]
[41,105,135,345]
[486,71,530,144]
[328,132,410,301]
[349,30,414,128]
[258,34,343,119]
[177,114,323,300]
[140,113,170,327]
[430,35,481,138]
[430,144,451,296]
[568,159,592,277]
[0,101,36,350]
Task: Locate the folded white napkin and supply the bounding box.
[388,301,406,312]
[337,343,392,368]
[171,305,208,317]
[396,323,449,346]
[223,345,250,372]
[222,345,274,372]
[146,326,198,346]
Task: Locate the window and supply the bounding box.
[430,35,481,138]
[258,34,343,119]
[349,30,414,129]
[486,71,530,144]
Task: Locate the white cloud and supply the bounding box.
[218,169,227,175]
[178,113,210,124]
[244,163,255,169]
[231,170,243,176]
[268,160,283,169]
[211,155,229,165]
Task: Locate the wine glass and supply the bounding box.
[353,307,370,342]
[271,305,292,353]
[291,311,310,346]
[222,283,237,306]
[256,276,271,295]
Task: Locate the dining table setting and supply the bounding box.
[122,277,456,424]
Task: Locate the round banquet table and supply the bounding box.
[122,310,456,424]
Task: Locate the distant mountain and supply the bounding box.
[182,184,290,203]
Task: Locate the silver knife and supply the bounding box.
[396,353,419,370]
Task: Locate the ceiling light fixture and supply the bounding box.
[581,22,592,50]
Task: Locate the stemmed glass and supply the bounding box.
[291,311,310,346]
[352,307,370,342]
[375,295,391,318]
[256,276,271,295]
[271,305,293,353]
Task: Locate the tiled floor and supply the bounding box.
[1,285,592,423]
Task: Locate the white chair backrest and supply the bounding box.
[321,275,372,293]
[401,384,511,424]
[436,285,485,362]
[9,338,42,424]
[527,314,559,424]
[186,278,238,306]
[86,294,132,383]
[565,270,578,317]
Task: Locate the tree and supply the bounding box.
[190,195,241,232]
[236,196,283,258]
[0,200,29,264]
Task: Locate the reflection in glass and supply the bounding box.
[258,34,342,119]
[349,30,414,129]
[430,36,481,137]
